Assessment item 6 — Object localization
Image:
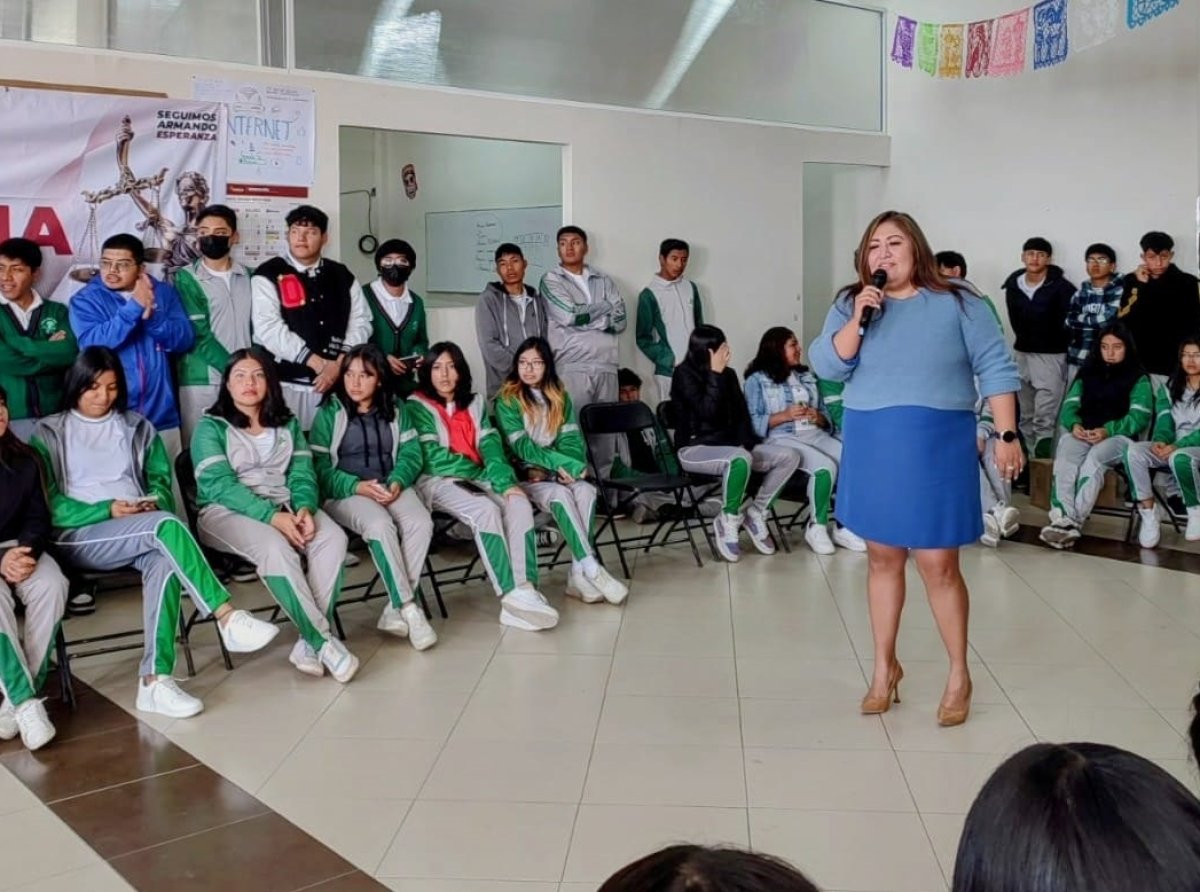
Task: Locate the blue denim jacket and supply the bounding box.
[744,369,829,439]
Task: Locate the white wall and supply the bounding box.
[0,40,888,388]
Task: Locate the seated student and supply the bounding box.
[33,348,278,718]
[0,238,77,442]
[476,243,547,400]
[362,239,429,397]
[1124,335,1200,546]
[1118,231,1200,385]
[1040,324,1153,549]
[976,400,1020,548]
[600,845,818,892]
[494,336,628,605]
[636,238,704,400]
[953,741,1200,892]
[671,325,800,562]
[0,385,67,751]
[309,344,437,650]
[743,326,864,555]
[192,348,359,682]
[1065,243,1123,383]
[407,341,558,631]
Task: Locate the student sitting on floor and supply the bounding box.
[743,325,865,556]
[309,344,437,650]
[0,385,67,750]
[32,348,279,718]
[1124,335,1200,546]
[671,325,800,563]
[407,341,559,632]
[494,336,628,606]
[1039,324,1153,549]
[192,348,359,683]
[976,399,1021,548]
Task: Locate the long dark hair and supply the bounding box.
[209,348,294,429]
[599,845,818,892]
[417,341,474,409]
[498,336,568,433]
[684,324,728,371]
[953,742,1200,892]
[1078,322,1144,390]
[745,326,807,383]
[0,385,36,469]
[332,343,396,423]
[839,210,975,306]
[64,346,128,414]
[1168,335,1200,407]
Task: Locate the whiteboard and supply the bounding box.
[424,205,562,294]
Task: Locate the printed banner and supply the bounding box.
[917,22,939,76]
[891,16,917,68]
[965,20,995,78]
[1069,0,1121,52]
[989,8,1030,77]
[1127,0,1179,28]
[1033,0,1069,68]
[937,24,965,79]
[0,87,224,301]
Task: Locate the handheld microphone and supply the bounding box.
[859,269,887,336]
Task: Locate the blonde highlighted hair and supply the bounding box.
[499,337,569,434]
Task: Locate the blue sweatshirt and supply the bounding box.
[808,286,1018,413]
[69,275,195,430]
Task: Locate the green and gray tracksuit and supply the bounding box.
[636,276,703,400]
[407,392,536,595]
[192,415,346,651]
[32,411,231,678]
[1125,383,1200,507]
[494,389,596,561]
[310,399,433,610]
[174,261,254,442]
[0,292,76,440]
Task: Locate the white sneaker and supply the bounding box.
[981,512,1000,547]
[1138,505,1162,549]
[712,514,741,563]
[831,525,866,552]
[1039,519,1080,550]
[742,506,777,555]
[136,677,204,719]
[377,604,410,637]
[218,609,280,653]
[1187,506,1200,541]
[565,569,605,603]
[804,522,836,555]
[289,639,325,677]
[319,638,360,683]
[500,585,559,630]
[589,566,629,605]
[401,602,437,651]
[996,505,1021,539]
[14,699,55,751]
[536,529,560,549]
[343,552,361,568]
[0,698,16,741]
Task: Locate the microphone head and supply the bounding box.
[871,269,888,289]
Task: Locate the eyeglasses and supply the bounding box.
[99,259,137,272]
[379,259,412,269]
[1182,353,1200,360]
[518,360,546,370]
[1085,256,1113,264]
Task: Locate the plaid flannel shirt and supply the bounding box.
[1064,277,1123,366]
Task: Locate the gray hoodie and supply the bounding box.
[475,282,548,398]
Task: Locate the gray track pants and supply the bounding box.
[561,367,617,477]
[677,443,800,516]
[1050,434,1129,524]
[978,437,1012,512]
[1016,351,1066,451]
[323,489,433,609]
[0,553,68,707]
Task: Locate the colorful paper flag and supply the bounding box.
[1034,0,1069,69]
[965,19,994,78]
[917,22,939,76]
[989,8,1030,77]
[1070,0,1120,53]
[891,16,917,68]
[937,24,965,78]
[1128,0,1179,29]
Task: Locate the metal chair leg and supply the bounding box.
[178,610,196,677]
[55,626,76,710]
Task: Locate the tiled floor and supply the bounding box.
[2,528,1199,892]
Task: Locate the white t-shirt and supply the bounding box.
[1018,274,1044,299]
[206,267,233,286]
[248,429,277,464]
[565,269,592,304]
[63,411,142,504]
[370,280,413,328]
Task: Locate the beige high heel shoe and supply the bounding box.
[937,680,973,727]
[860,662,904,715]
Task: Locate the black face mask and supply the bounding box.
[198,235,231,260]
[381,265,412,287]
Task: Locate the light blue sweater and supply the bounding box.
[808,287,1018,413]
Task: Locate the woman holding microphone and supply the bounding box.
[809,212,1020,726]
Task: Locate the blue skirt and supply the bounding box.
[838,406,982,549]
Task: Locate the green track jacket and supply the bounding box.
[406,392,517,494]
[1058,375,1154,439]
[493,391,588,479]
[308,398,424,500]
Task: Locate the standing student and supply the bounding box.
[810,211,1021,727]
[34,348,279,718]
[636,239,704,400]
[0,238,76,442]
[1064,243,1123,383]
[671,325,800,563]
[1117,231,1200,384]
[174,205,254,443]
[476,243,547,400]
[936,251,1003,326]
[192,348,359,682]
[1124,336,1200,545]
[0,385,66,751]
[1039,324,1152,549]
[251,205,373,430]
[1002,237,1076,457]
[407,342,559,631]
[743,326,864,555]
[494,336,629,605]
[362,239,429,397]
[309,344,437,650]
